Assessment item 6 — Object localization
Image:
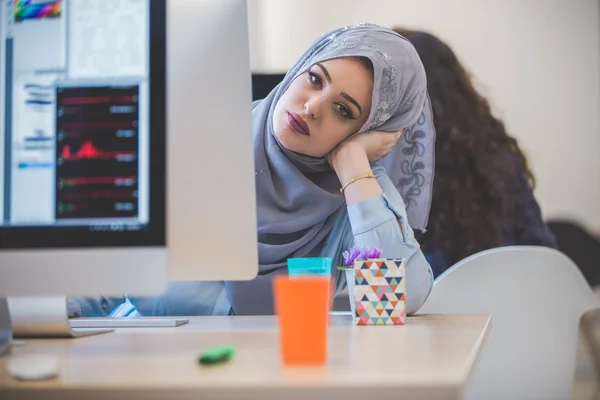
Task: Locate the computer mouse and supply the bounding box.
[7,354,59,381]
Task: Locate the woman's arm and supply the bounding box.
[331,143,433,314]
[69,281,232,317]
[67,296,127,318]
[224,269,288,315]
[345,183,433,314]
[330,142,384,206]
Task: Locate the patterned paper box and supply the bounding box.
[353,258,406,325]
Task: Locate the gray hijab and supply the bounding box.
[252,23,436,274]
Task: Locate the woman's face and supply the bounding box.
[273,58,373,158]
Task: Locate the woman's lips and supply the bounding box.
[287,112,310,136]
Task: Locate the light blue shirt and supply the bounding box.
[71,166,433,317]
[335,165,433,315]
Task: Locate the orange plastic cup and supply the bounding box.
[273,275,329,365]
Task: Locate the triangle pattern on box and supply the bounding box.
[351,258,407,325]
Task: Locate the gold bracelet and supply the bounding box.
[340,173,376,193]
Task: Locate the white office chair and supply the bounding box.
[418,246,600,400]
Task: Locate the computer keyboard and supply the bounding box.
[70,317,189,328]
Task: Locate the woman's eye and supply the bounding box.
[336,104,354,120]
[308,71,322,88]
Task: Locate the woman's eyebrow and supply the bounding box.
[340,92,362,116]
[315,63,363,116]
[315,63,332,83]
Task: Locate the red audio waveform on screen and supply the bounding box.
[61,141,133,160]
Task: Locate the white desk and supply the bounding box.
[0,313,491,400]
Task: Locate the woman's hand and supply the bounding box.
[328,129,404,168]
[327,129,403,204]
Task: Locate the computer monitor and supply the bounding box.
[0,0,258,346]
[251,73,285,102]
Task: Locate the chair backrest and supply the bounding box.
[418,246,599,400]
[580,307,600,381]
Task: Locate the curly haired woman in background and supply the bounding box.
[394,28,556,278]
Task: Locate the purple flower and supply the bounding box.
[364,246,383,259]
[342,245,383,267]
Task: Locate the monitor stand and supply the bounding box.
[0,298,12,355]
[7,296,114,338]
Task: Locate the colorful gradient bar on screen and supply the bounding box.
[15,0,62,23]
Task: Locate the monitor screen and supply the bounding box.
[251,73,285,101]
[0,0,165,249]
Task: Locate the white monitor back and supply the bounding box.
[167,0,258,281]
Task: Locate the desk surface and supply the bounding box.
[1,314,491,400]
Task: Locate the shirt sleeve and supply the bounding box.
[67,296,126,318]
[345,165,434,315]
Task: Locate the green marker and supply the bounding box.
[198,346,235,366]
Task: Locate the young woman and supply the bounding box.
[72,24,437,317]
[394,28,556,277]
